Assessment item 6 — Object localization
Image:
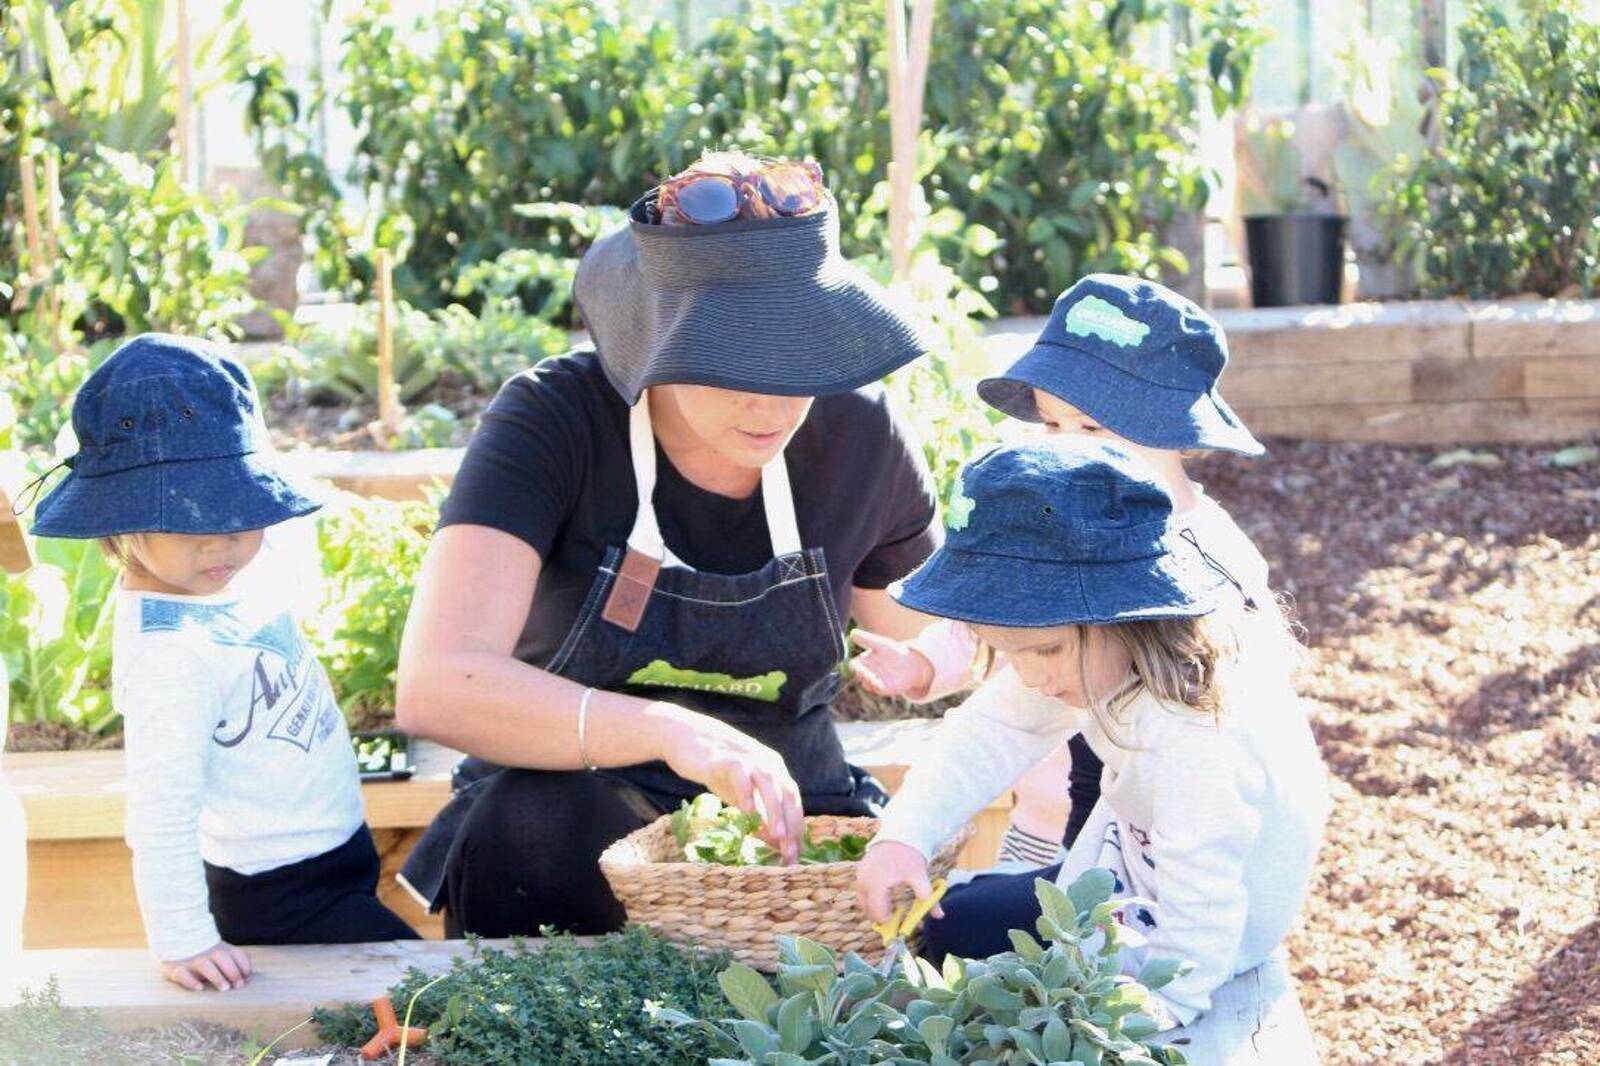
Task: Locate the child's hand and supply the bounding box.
[849,629,935,700]
[855,840,945,924]
[162,941,253,992]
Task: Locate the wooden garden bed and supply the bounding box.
[7,721,1010,949]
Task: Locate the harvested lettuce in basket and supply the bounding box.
[670,793,871,866]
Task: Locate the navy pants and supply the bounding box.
[204,825,418,945]
[920,862,1062,965]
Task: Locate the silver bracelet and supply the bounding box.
[577,686,597,771]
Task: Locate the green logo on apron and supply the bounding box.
[1064,295,1150,348]
[627,659,788,702]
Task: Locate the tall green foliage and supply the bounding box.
[249,0,1263,313]
[1387,0,1600,297]
[2,0,264,341]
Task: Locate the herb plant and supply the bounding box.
[672,794,871,867]
[314,927,730,1066]
[658,871,1191,1065]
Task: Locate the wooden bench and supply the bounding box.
[9,721,1010,948]
[1,938,530,1048]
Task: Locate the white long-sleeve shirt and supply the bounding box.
[112,560,362,961]
[875,666,1328,1028]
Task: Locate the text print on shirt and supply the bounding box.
[139,600,340,752]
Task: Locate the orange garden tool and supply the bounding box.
[873,877,949,975]
[359,996,428,1060]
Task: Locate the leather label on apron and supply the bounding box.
[601,548,662,632]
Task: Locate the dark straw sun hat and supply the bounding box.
[892,439,1227,628]
[30,334,321,539]
[574,194,935,404]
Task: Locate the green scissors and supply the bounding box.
[873,877,949,975]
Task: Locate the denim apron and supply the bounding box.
[400,396,885,908]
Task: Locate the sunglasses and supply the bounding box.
[653,159,826,225]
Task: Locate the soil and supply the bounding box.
[1189,438,1600,1065]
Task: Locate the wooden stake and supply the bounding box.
[17,156,44,307]
[374,249,400,437]
[174,0,194,183]
[0,489,33,575]
[883,0,935,280]
[42,151,62,346]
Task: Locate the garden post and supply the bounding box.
[375,248,400,437]
[175,0,194,183]
[884,0,935,280]
[42,151,62,348]
[15,156,45,314]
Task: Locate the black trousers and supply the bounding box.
[204,824,418,945]
[1064,734,1103,849]
[921,862,1064,965]
[443,768,666,938]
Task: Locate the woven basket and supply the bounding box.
[599,814,973,971]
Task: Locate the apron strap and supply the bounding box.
[627,393,801,567]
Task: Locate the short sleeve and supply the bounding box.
[438,354,598,559]
[852,393,942,589]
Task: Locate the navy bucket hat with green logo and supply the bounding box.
[978,273,1264,457]
[891,439,1227,628]
[30,334,321,539]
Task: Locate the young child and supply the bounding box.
[856,440,1328,1063]
[851,274,1279,866]
[30,334,416,991]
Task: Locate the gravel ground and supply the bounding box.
[1191,438,1600,1066]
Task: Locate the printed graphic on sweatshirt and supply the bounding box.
[140,599,340,752]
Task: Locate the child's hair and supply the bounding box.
[976,593,1305,746]
[99,536,134,568]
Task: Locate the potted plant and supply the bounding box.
[1237,112,1349,307]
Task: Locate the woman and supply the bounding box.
[396,153,946,936]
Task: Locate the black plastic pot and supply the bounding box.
[1244,214,1348,307]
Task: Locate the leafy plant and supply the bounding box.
[1386,0,1600,297]
[657,871,1190,1065]
[671,794,871,867]
[247,0,1264,314]
[4,0,264,340]
[0,534,118,734]
[314,927,731,1065]
[306,491,437,722]
[1237,115,1316,216]
[0,978,125,1065]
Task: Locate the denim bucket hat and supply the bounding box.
[574,195,935,404]
[30,334,322,538]
[978,274,1264,456]
[891,439,1227,628]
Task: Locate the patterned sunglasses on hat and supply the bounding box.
[654,159,826,225]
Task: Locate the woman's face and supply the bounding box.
[660,384,814,469]
[971,622,1132,708]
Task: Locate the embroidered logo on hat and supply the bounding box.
[945,490,976,531]
[1064,294,1150,348]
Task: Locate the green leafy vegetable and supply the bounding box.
[670,794,871,867]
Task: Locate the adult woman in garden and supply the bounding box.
[396,153,945,936]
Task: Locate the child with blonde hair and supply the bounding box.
[856,439,1327,1064]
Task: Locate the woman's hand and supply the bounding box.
[657,707,804,864]
[162,941,253,992]
[855,840,944,924]
[849,629,935,700]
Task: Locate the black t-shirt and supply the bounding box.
[439,349,942,668]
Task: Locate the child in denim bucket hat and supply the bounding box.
[851,274,1283,869]
[855,440,1328,1064]
[31,334,416,991]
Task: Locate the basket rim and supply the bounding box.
[597,812,972,872]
